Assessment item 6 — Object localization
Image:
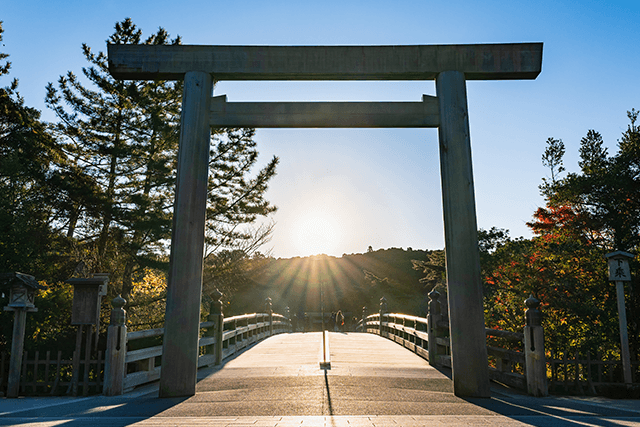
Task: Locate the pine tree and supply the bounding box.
[0,21,64,276]
[46,19,279,308]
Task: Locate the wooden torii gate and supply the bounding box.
[108,43,543,398]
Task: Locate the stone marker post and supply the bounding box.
[436,70,491,398]
[159,71,213,398]
[103,295,127,396]
[605,250,634,385]
[2,272,43,398]
[524,295,547,396]
[6,308,29,398]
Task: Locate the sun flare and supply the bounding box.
[291,211,342,256]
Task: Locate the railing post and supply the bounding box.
[211,289,224,365]
[265,297,273,336]
[233,318,238,346]
[427,290,441,366]
[361,306,367,333]
[285,306,291,332]
[379,296,387,337]
[103,295,127,396]
[524,295,547,397]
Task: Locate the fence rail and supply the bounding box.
[0,350,103,396]
[548,350,640,394]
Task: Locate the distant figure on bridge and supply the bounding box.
[335,310,344,332]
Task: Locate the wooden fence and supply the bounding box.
[0,350,104,396]
[547,350,640,394]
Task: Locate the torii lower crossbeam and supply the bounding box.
[107,42,542,400]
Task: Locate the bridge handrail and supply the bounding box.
[356,309,534,394]
[125,313,293,342]
[104,307,291,395]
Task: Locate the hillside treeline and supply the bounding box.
[226,248,435,318]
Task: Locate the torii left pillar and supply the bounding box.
[159,71,213,397]
[109,42,542,398]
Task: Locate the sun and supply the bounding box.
[290,211,342,256]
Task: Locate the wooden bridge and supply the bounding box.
[2,331,639,426]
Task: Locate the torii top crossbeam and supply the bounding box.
[106,42,543,400]
[108,43,542,81]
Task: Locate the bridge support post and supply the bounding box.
[427,290,442,366]
[285,306,291,332]
[159,71,213,398]
[436,70,490,398]
[361,306,367,333]
[379,297,388,337]
[208,290,224,365]
[265,297,273,336]
[524,295,548,396]
[103,296,127,396]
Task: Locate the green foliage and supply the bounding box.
[546,113,640,251]
[44,18,278,315]
[126,268,167,331]
[44,19,183,303]
[481,222,619,355]
[411,250,446,301]
[0,281,77,354]
[540,137,566,195]
[480,110,640,358]
[0,22,73,280]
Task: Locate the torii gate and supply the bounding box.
[108,43,543,398]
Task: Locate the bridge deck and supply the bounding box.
[2,332,639,426]
[192,332,456,416]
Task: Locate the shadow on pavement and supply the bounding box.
[466,392,640,426]
[0,340,262,427]
[0,391,188,427]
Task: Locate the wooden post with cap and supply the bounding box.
[524,295,547,396]
[103,295,127,396]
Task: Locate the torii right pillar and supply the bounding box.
[437,70,490,397]
[106,41,543,399]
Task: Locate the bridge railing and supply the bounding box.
[356,293,547,397]
[102,294,291,395]
[357,312,452,363]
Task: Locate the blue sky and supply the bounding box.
[3,1,639,258]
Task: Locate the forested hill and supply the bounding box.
[232,248,439,318]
